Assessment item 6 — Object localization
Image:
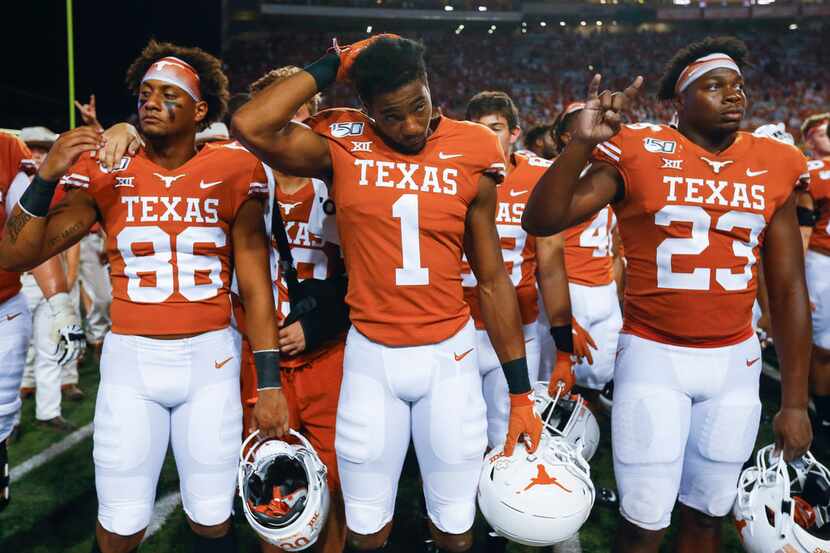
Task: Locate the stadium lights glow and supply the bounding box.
[673,0,691,4]
[540,21,547,26]
[444,4,454,10]
[757,0,775,3]
[478,5,487,11]
[596,20,602,25]
[789,23,798,29]
[366,25,372,32]
[522,21,527,26]
[612,20,618,25]
[490,24,497,30]
[488,29,494,33]
[522,28,527,33]
[560,20,566,26]
[580,20,587,26]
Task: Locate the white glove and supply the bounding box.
[46,292,85,365]
[753,122,795,146]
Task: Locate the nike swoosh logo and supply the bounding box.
[199,180,223,189]
[6,313,21,321]
[454,348,474,362]
[746,357,760,367]
[215,356,233,369]
[509,190,528,197]
[746,169,768,177]
[438,153,463,160]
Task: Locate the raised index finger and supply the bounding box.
[624,75,645,100]
[587,74,602,101]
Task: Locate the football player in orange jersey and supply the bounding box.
[237,65,349,553]
[0,41,283,553]
[464,91,594,553]
[548,102,623,406]
[0,132,84,511]
[523,36,813,553]
[797,113,830,434]
[232,35,543,553]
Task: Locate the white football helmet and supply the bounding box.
[753,122,796,146]
[734,444,830,553]
[478,432,595,546]
[238,430,330,551]
[532,381,600,461]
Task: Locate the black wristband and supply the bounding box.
[19,175,59,217]
[254,349,281,390]
[550,324,574,353]
[502,357,531,395]
[797,205,817,227]
[303,52,340,92]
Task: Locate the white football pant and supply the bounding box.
[94,327,242,535]
[476,322,540,449]
[806,249,830,350]
[336,320,487,536]
[79,233,111,344]
[20,274,80,421]
[0,293,32,442]
[612,333,762,531]
[569,281,622,390]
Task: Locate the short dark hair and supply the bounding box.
[351,37,427,104]
[125,39,229,130]
[657,36,749,101]
[465,91,519,130]
[524,125,549,148]
[552,110,580,152]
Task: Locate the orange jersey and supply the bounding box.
[61,142,268,336]
[0,133,33,304]
[592,123,807,347]
[463,153,548,328]
[308,109,506,346]
[270,172,345,367]
[563,206,616,286]
[807,158,830,256]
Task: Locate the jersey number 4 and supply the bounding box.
[655,205,764,291]
[117,226,225,302]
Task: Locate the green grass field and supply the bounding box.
[0,349,820,552]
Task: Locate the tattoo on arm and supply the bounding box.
[6,210,33,245]
[46,222,84,251]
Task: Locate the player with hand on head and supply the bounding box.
[233,35,541,553]
[797,112,830,435]
[0,40,282,553]
[522,36,812,553]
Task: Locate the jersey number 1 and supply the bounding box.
[393,194,429,286]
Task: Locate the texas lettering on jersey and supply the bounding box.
[60,142,268,335]
[808,157,830,256]
[0,133,34,304]
[592,123,808,346]
[463,153,549,328]
[308,108,506,346]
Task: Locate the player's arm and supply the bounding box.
[30,255,85,365]
[0,128,101,271]
[232,198,289,439]
[536,234,595,394]
[763,192,813,460]
[231,69,331,178]
[612,226,625,305]
[465,175,541,456]
[522,75,642,236]
[797,191,815,253]
[65,242,80,290]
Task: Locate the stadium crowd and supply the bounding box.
[225,24,829,142]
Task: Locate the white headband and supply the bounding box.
[675,52,741,96]
[141,56,202,102]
